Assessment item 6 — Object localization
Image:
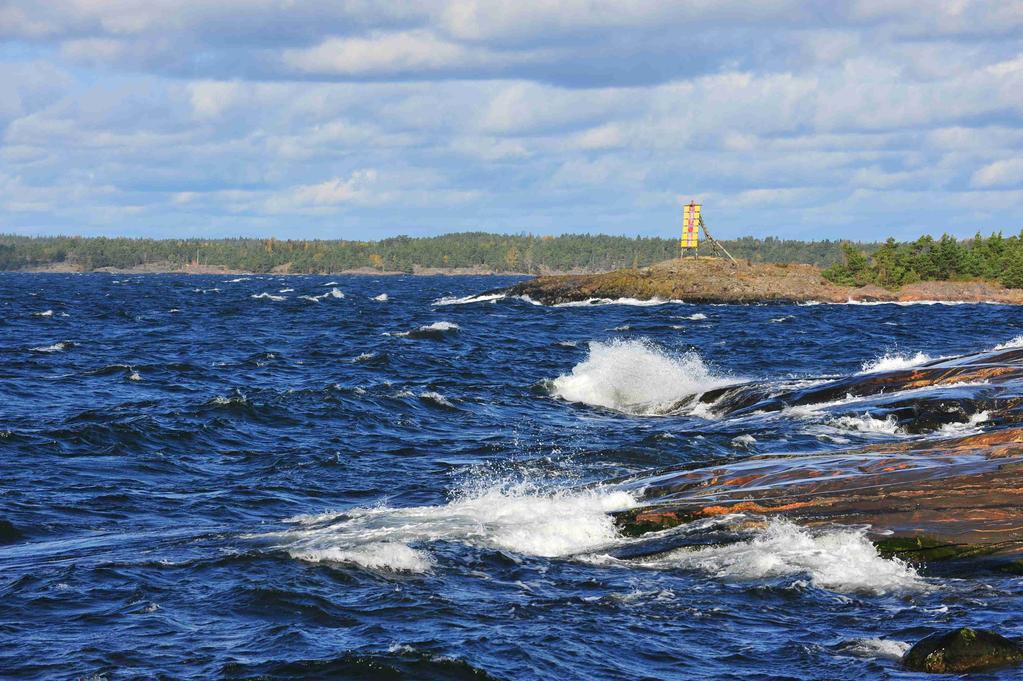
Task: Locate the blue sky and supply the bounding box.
[2,1,1023,241]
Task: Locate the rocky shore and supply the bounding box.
[501,257,1023,305]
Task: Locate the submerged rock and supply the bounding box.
[903,628,1023,674]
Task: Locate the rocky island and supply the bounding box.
[501,257,1023,305]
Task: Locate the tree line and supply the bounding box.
[0,232,868,274]
[823,232,1023,289]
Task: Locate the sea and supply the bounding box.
[2,272,1022,680]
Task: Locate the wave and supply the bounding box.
[251,292,286,301]
[372,293,389,302]
[638,520,926,595]
[937,410,990,435]
[30,341,73,353]
[684,313,707,320]
[33,309,54,317]
[994,335,1023,350]
[388,321,460,339]
[227,277,250,282]
[553,297,684,307]
[858,351,932,373]
[839,638,911,661]
[432,293,505,305]
[550,339,737,415]
[828,413,903,435]
[299,287,345,303]
[271,479,636,573]
[419,391,457,409]
[278,288,294,293]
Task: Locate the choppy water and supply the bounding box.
[2,273,1022,680]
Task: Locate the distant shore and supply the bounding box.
[501,257,1023,305]
[12,262,543,277]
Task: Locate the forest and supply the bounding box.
[823,232,1023,289]
[0,232,866,274]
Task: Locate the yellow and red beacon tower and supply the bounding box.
[681,200,701,258]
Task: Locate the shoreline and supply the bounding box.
[500,257,1023,305]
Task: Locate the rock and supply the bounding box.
[903,628,1023,673]
[497,257,1023,305]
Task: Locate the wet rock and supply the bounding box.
[903,628,1023,674]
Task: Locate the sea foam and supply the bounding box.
[550,339,736,415]
[273,481,636,573]
[642,520,926,595]
[859,351,932,373]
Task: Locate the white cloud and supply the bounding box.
[972,158,1023,188]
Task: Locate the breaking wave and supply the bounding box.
[641,520,926,595]
[271,480,636,573]
[372,293,389,302]
[388,321,460,339]
[550,339,737,415]
[251,292,286,302]
[553,297,684,307]
[433,293,505,306]
[994,335,1023,350]
[30,341,73,353]
[859,351,932,373]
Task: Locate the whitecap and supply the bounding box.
[227,277,250,282]
[937,411,990,435]
[30,341,72,353]
[550,339,738,415]
[640,519,927,595]
[419,391,456,408]
[685,313,707,320]
[279,288,294,293]
[372,293,389,302]
[994,335,1023,350]
[433,293,505,306]
[251,292,286,301]
[828,413,903,435]
[33,309,54,317]
[554,297,684,307]
[859,351,932,374]
[270,481,636,573]
[839,638,911,661]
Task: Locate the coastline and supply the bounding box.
[501,257,1023,305]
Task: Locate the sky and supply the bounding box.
[2,1,1023,242]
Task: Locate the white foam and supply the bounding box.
[251,292,286,301]
[859,351,932,374]
[685,313,708,320]
[272,481,637,573]
[279,288,294,293]
[33,309,54,317]
[419,390,455,408]
[433,293,505,306]
[323,281,338,286]
[292,543,434,573]
[937,410,990,435]
[30,341,71,353]
[643,520,926,595]
[612,324,631,331]
[828,413,903,435]
[550,339,737,415]
[841,638,911,661]
[372,293,389,302]
[994,335,1023,350]
[352,351,378,363]
[554,297,684,307]
[227,277,250,282]
[730,434,757,448]
[299,287,344,302]
[128,370,142,381]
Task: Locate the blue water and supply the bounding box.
[2,273,1022,680]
